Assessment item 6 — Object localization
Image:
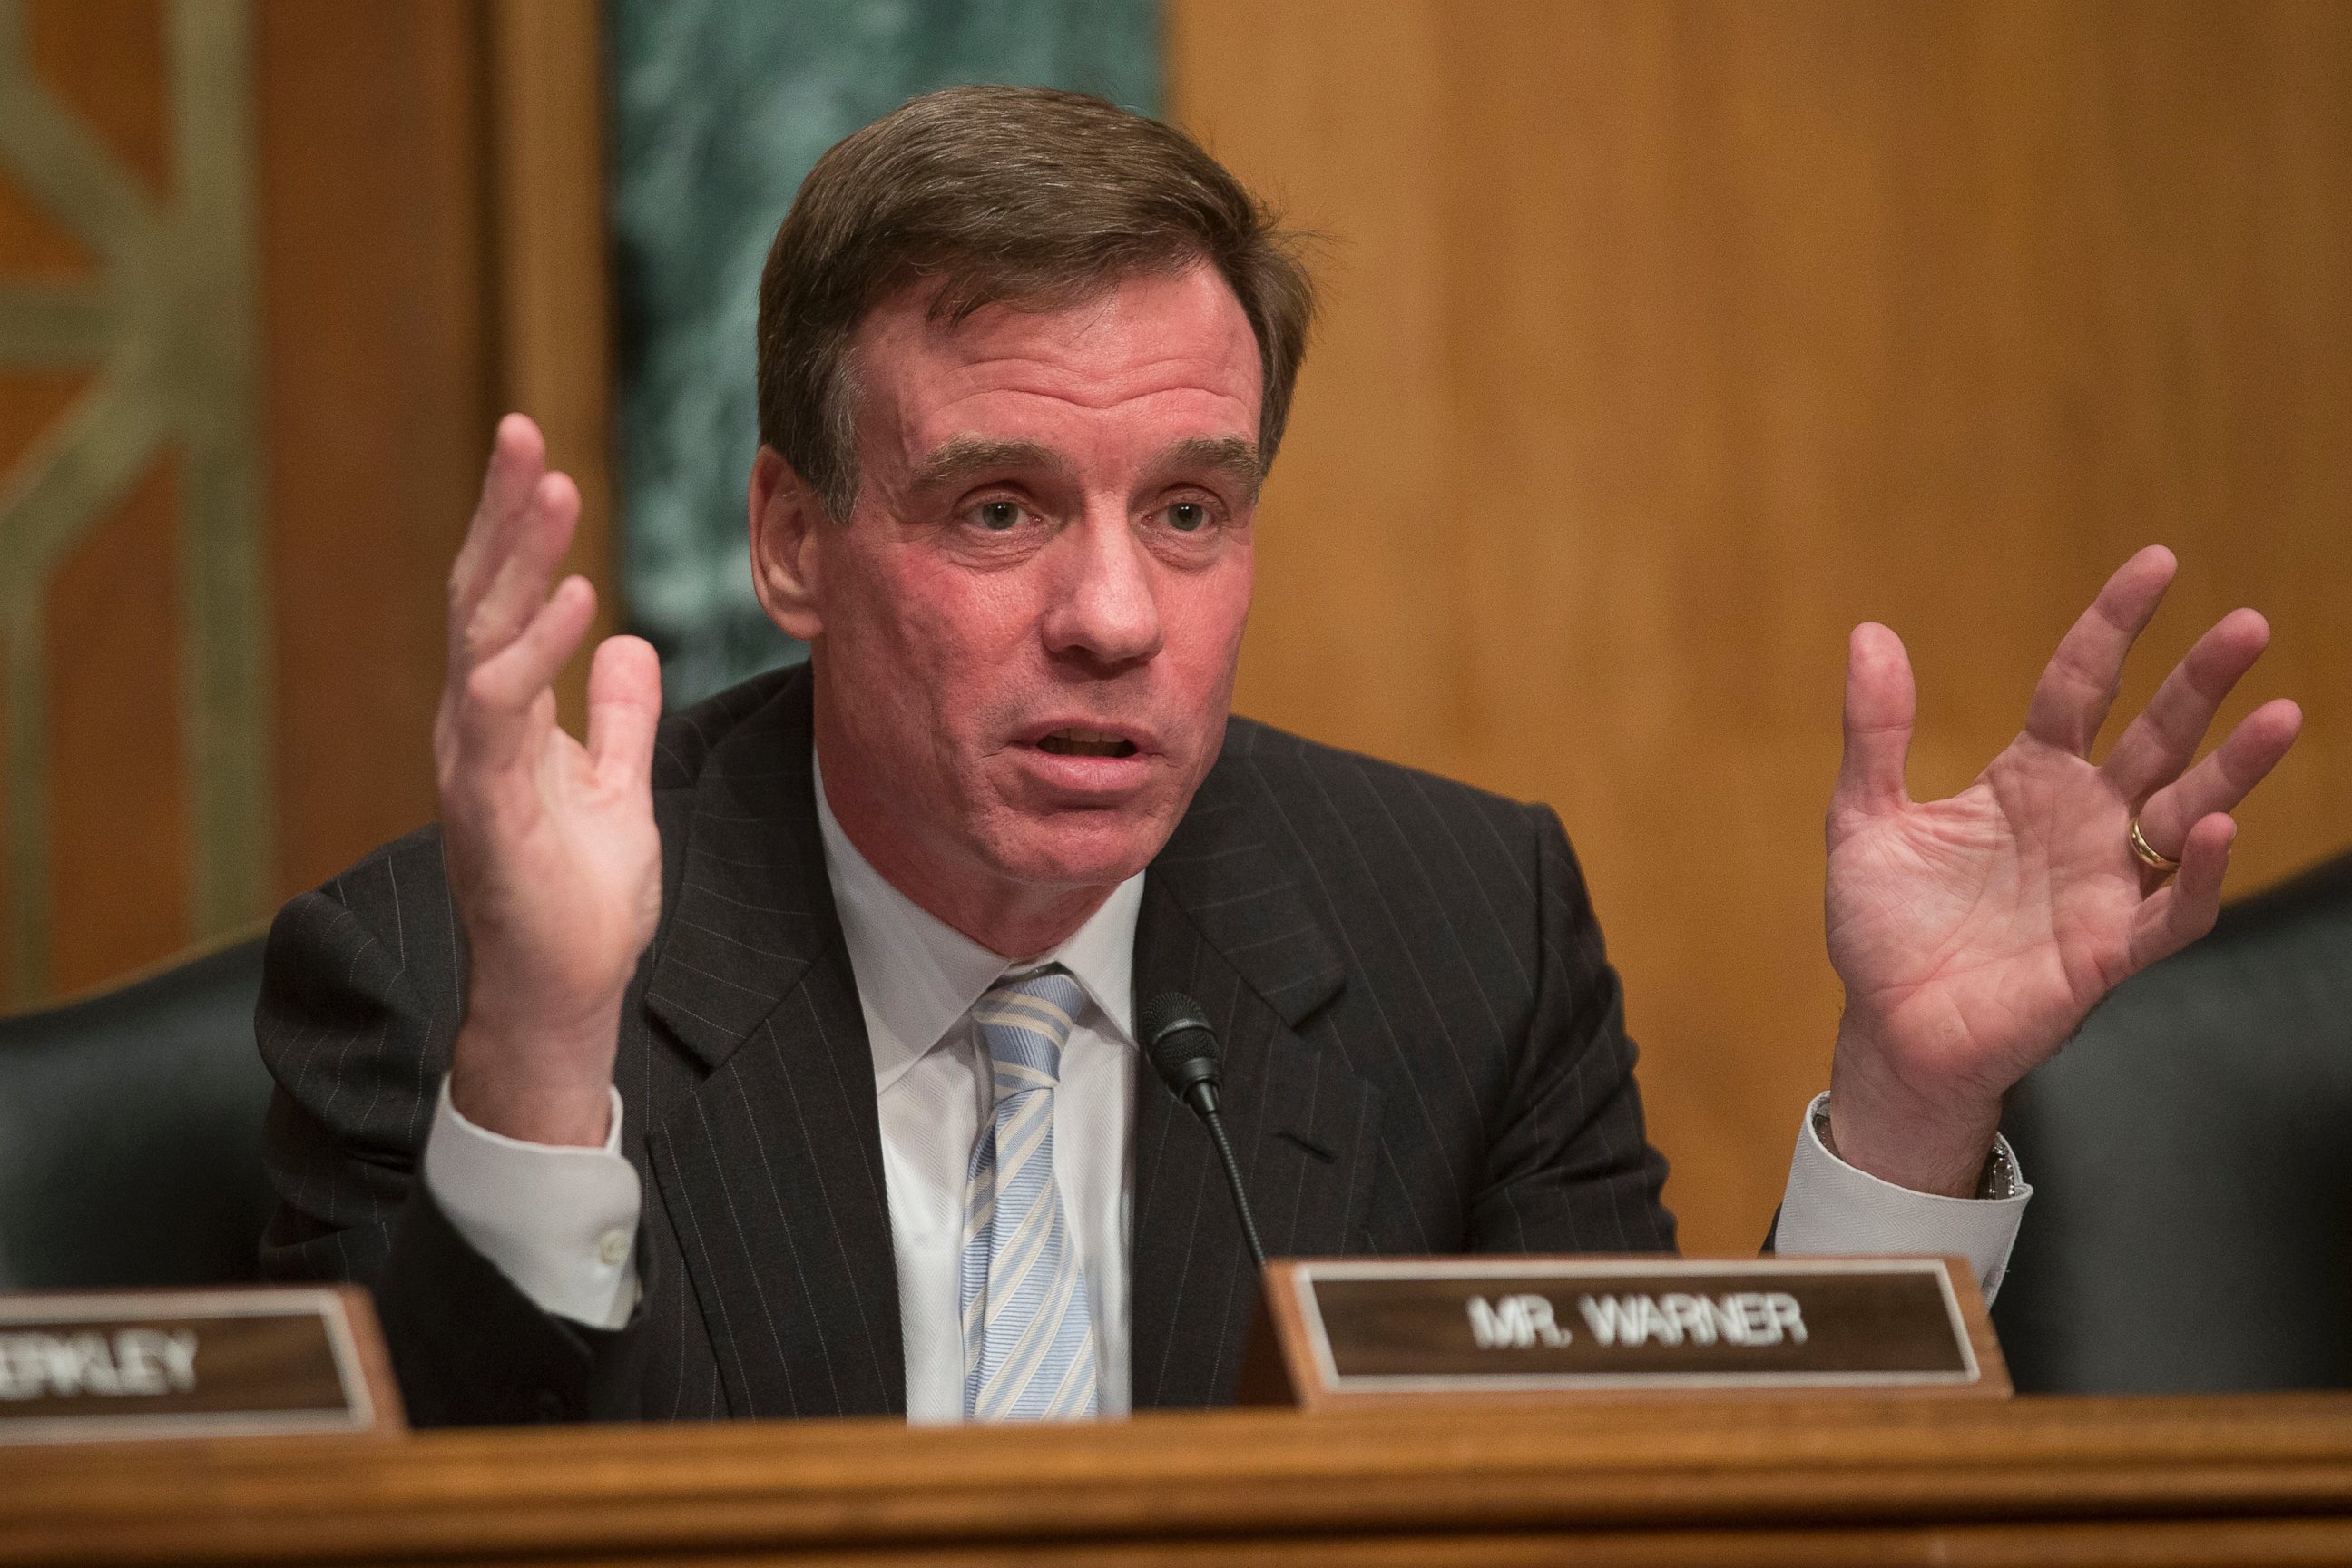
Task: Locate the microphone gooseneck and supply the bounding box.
[1140,991,1268,1272]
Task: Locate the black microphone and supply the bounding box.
[1141,992,1268,1271]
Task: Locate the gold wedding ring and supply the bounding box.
[2129,818,2181,876]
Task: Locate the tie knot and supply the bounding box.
[973,966,1083,1088]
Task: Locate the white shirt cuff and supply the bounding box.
[1775,1092,2031,1300]
[422,1075,643,1329]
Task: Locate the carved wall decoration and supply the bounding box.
[0,0,265,1004]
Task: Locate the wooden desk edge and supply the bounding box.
[6,1393,2352,1566]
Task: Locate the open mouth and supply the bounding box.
[1036,728,1139,759]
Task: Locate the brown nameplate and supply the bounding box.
[1240,1256,2008,1407]
[0,1285,403,1444]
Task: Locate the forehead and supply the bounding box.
[848,266,1264,462]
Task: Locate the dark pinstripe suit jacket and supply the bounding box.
[258,664,1673,1426]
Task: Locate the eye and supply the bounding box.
[1165,501,1210,533]
[973,499,1024,532]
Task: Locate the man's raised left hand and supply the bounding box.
[1822,546,2303,1196]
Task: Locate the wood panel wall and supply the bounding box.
[258,0,493,922]
[0,0,189,1001]
[267,0,611,912]
[1168,0,2352,1253]
[0,0,610,1007]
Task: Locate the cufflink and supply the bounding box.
[1974,1139,2020,1202]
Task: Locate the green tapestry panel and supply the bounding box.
[608,0,1161,705]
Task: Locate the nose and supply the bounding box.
[1042,509,1163,669]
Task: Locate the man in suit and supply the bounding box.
[259,88,2300,1426]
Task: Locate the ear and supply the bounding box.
[748,446,827,641]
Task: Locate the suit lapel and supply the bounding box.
[1130,752,1382,1408]
[630,679,1377,1416]
[640,671,905,1418]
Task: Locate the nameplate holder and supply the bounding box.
[0,1285,403,1444]
[1238,1255,2009,1408]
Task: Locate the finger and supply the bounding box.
[2100,607,2272,801]
[455,575,598,767]
[454,470,582,669]
[2022,545,2176,756]
[449,414,547,612]
[586,634,663,789]
[1835,622,1915,815]
[2133,697,2303,853]
[2127,811,2235,971]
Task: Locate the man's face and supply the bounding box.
[772,264,1262,932]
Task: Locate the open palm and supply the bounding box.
[1823,549,2301,1195]
[436,416,665,1147]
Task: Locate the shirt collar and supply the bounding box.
[812,749,1142,1093]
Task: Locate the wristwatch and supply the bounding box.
[1814,1101,2020,1200]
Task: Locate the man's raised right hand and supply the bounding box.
[435,415,663,1147]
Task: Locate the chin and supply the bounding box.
[981,808,1170,892]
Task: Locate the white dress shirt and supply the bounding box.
[423,754,2033,1418]
[813,765,1143,1421]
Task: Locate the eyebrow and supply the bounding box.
[905,433,1264,498]
[1153,436,1264,500]
[906,436,1064,496]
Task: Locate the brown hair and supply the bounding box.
[755,85,1315,520]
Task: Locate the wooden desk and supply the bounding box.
[10,1393,2352,1565]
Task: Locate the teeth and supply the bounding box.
[1038,730,1137,758]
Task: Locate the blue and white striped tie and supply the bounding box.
[960,967,1099,1420]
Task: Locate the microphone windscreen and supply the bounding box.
[1139,990,1219,1087]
